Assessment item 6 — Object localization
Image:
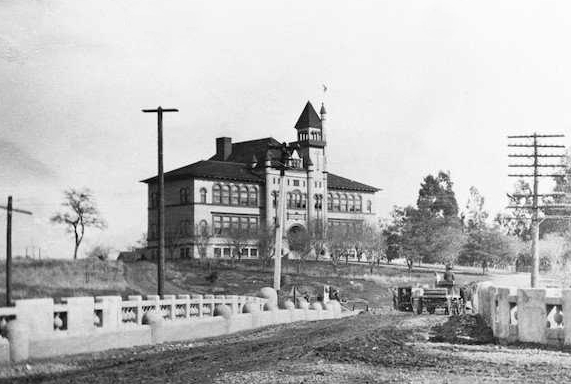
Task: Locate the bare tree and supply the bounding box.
[287,227,311,274]
[307,219,327,261]
[255,225,275,268]
[164,225,186,259]
[194,223,211,262]
[326,225,351,270]
[226,227,252,265]
[51,188,106,260]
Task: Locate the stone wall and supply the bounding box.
[476,283,568,346]
[0,288,348,363]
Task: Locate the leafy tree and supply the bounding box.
[463,186,488,230]
[459,227,519,274]
[86,245,111,261]
[417,171,459,218]
[51,188,106,260]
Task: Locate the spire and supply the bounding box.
[320,102,327,115]
[294,101,322,129]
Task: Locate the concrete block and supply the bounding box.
[562,289,571,345]
[0,337,9,363]
[62,297,95,334]
[7,320,29,362]
[214,304,232,319]
[14,298,54,338]
[95,296,122,331]
[227,314,253,333]
[157,317,227,343]
[291,309,305,322]
[517,289,547,344]
[495,288,511,339]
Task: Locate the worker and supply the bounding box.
[443,264,455,285]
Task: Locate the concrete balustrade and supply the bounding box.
[476,283,571,346]
[0,287,354,363]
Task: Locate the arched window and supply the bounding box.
[240,186,248,206]
[180,188,189,204]
[231,185,239,205]
[221,184,230,205]
[213,184,221,204]
[356,195,362,212]
[327,193,333,211]
[333,193,340,211]
[348,195,355,212]
[272,191,278,208]
[287,192,293,209]
[340,194,347,211]
[367,200,372,213]
[200,188,207,203]
[249,186,258,206]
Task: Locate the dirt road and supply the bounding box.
[3,310,571,384]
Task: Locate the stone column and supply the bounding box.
[517,288,547,344]
[62,297,95,334]
[495,288,510,340]
[14,298,54,338]
[562,289,571,345]
[95,296,122,331]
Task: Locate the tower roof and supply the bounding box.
[294,101,322,129]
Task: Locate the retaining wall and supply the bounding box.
[0,289,347,363]
[476,284,569,346]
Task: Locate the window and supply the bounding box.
[287,192,293,209]
[356,195,362,212]
[200,188,207,203]
[240,217,249,230]
[340,194,348,212]
[231,216,239,230]
[180,188,190,204]
[221,185,230,205]
[367,200,372,213]
[231,185,239,205]
[223,248,231,257]
[213,184,221,204]
[348,195,355,212]
[293,180,299,187]
[180,248,185,259]
[213,216,222,234]
[272,191,278,208]
[214,248,222,258]
[198,220,208,234]
[333,193,340,211]
[287,179,290,186]
[249,186,258,206]
[327,193,333,210]
[249,217,259,232]
[223,216,231,234]
[250,248,258,258]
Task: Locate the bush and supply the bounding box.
[86,245,111,261]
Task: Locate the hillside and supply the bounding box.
[0,258,493,307]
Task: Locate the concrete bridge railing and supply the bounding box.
[0,289,347,363]
[476,283,570,346]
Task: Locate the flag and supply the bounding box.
[322,84,328,93]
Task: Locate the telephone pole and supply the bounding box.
[0,196,32,306]
[142,106,178,297]
[507,133,569,287]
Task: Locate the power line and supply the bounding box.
[507,133,569,288]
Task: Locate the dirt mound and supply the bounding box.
[429,314,495,345]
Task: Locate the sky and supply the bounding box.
[1,0,571,259]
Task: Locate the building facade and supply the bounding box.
[142,101,380,260]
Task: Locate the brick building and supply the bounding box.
[142,101,380,260]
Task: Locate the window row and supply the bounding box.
[213,214,259,235]
[213,247,258,258]
[327,193,372,213]
[212,184,258,206]
[298,131,322,141]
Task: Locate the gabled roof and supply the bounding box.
[294,101,322,129]
[328,173,380,193]
[141,160,264,184]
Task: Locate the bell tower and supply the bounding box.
[294,101,326,173]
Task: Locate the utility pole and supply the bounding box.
[0,196,32,306]
[142,106,178,297]
[507,134,569,287]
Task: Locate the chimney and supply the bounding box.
[216,137,232,161]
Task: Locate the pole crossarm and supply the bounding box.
[508,144,566,148]
[508,134,565,138]
[509,154,566,158]
[509,164,567,167]
[508,174,566,177]
[508,193,567,198]
[0,205,32,215]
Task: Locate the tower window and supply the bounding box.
[200,188,207,203]
[293,180,299,187]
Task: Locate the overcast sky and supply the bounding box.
[1,0,571,259]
